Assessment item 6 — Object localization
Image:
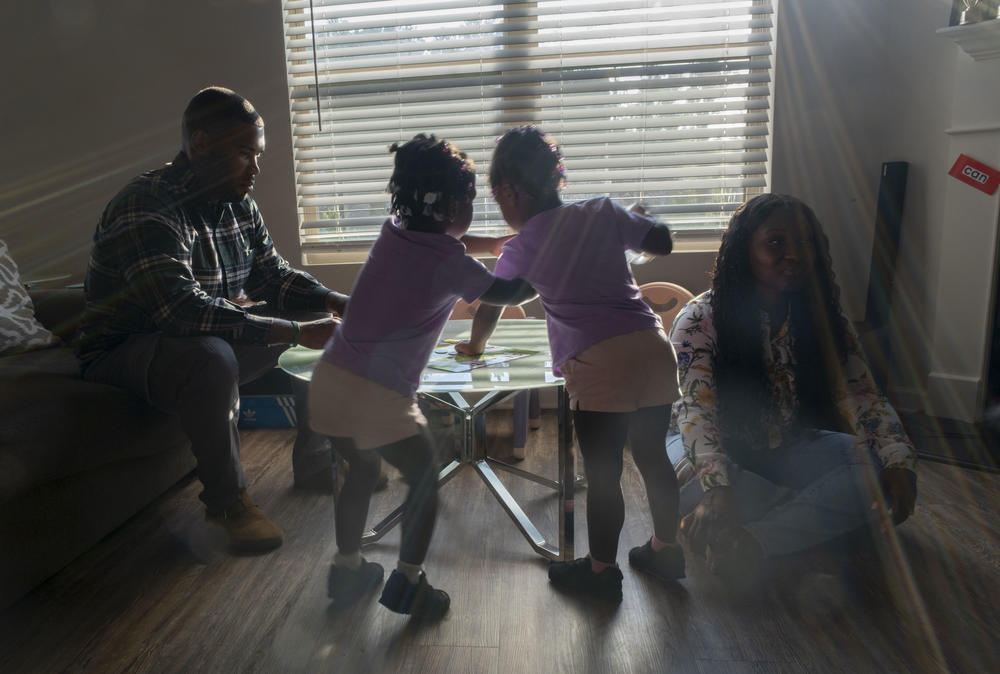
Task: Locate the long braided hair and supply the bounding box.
[711,194,851,449]
[387,134,476,234]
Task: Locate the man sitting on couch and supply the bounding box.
[75,86,345,552]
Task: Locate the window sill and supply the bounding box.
[302,237,720,267]
[938,19,1000,61]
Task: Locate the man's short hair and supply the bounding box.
[181,86,263,147]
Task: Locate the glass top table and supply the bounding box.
[278,319,576,561]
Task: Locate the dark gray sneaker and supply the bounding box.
[327,559,384,608]
[628,539,686,582]
[548,557,623,602]
[378,570,450,621]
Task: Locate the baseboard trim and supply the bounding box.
[926,371,982,423]
[886,385,926,414]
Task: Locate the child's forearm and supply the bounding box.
[466,304,502,352]
[639,223,673,256]
[461,234,515,256]
[480,278,536,306]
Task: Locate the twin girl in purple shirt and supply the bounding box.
[311,128,681,620]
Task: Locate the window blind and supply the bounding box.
[281,0,776,253]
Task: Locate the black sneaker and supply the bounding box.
[548,557,623,602]
[628,539,686,582]
[378,569,450,621]
[327,559,385,608]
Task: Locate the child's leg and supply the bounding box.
[376,427,439,566]
[376,427,450,620]
[546,409,629,602]
[627,404,679,544]
[626,405,686,581]
[332,437,383,556]
[326,436,385,607]
[573,409,630,565]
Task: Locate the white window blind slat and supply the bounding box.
[298,174,768,208]
[281,0,776,251]
[287,44,773,86]
[289,84,772,116]
[288,63,773,101]
[288,22,774,64]
[295,144,768,177]
[290,107,771,138]
[294,150,769,188]
[292,120,771,152]
[287,14,773,50]
[284,0,773,26]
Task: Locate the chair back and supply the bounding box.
[639,281,695,333]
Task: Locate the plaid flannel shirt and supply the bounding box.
[76,153,332,367]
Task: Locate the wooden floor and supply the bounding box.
[2,412,999,673]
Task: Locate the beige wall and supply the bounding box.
[770,0,891,322]
[0,0,297,284]
[4,0,999,419]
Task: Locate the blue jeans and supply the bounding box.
[666,431,883,557]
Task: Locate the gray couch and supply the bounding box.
[0,289,194,609]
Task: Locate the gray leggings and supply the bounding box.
[331,429,439,566]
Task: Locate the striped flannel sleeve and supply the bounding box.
[241,201,332,313]
[115,196,272,344]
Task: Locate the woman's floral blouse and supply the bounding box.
[669,291,917,491]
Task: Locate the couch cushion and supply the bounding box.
[0,240,59,356]
[0,347,189,504]
[29,288,86,343]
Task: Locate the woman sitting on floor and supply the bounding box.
[666,193,918,584]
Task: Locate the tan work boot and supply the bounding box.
[206,491,283,552]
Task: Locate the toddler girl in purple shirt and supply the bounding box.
[458,126,683,602]
[309,134,534,620]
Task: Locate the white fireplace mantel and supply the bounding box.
[938,19,1000,61]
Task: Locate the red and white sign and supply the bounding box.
[948,154,1000,195]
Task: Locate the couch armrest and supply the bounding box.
[29,289,86,342]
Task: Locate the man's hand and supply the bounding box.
[229,292,265,308]
[880,467,917,526]
[680,486,737,557]
[297,317,340,349]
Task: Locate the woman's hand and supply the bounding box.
[880,467,917,525]
[680,486,738,556]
